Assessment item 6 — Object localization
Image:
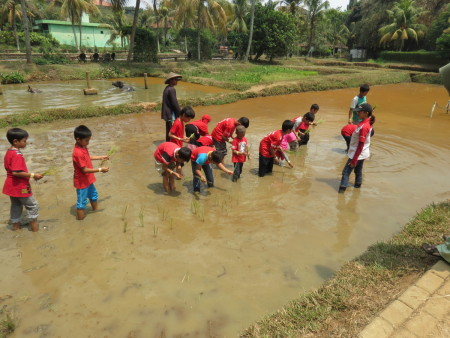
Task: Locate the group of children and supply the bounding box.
[2,125,109,231]
[2,83,375,231]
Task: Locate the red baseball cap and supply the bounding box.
[201,114,211,122]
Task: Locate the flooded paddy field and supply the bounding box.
[0,77,233,115]
[0,82,449,336]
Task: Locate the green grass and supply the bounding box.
[243,201,450,337]
[0,310,16,338]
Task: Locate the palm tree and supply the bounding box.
[229,0,248,33]
[378,0,426,51]
[168,0,197,53]
[107,10,129,48]
[244,0,255,61]
[127,0,140,61]
[19,0,31,62]
[303,0,329,52]
[192,0,227,60]
[1,0,22,51]
[283,0,302,16]
[76,0,99,49]
[159,5,171,47]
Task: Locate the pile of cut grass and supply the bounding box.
[242,201,450,337]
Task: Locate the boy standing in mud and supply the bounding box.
[2,128,43,231]
[349,84,370,125]
[231,125,249,182]
[168,106,195,146]
[72,125,109,220]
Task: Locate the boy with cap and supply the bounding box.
[339,103,375,193]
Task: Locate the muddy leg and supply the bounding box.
[76,209,85,220]
[12,222,21,231]
[29,218,39,232]
[90,200,98,211]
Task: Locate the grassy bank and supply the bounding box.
[0,104,145,128]
[243,201,450,337]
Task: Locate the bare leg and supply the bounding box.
[162,175,170,193]
[90,200,98,211]
[76,209,85,220]
[168,174,175,191]
[29,218,39,232]
[12,222,21,231]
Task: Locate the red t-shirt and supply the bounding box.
[2,149,32,197]
[154,142,180,165]
[259,130,283,158]
[169,118,184,147]
[197,135,213,147]
[211,118,237,142]
[188,120,209,136]
[341,124,357,137]
[299,120,311,131]
[191,146,215,164]
[231,137,248,163]
[292,116,303,132]
[73,144,96,189]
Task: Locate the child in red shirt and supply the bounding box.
[341,124,357,152]
[73,125,109,220]
[2,128,43,231]
[259,120,294,177]
[231,125,249,182]
[211,117,249,156]
[169,106,195,147]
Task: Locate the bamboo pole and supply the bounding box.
[144,73,148,89]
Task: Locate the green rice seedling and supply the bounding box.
[169,218,174,230]
[153,223,158,238]
[138,206,144,227]
[100,145,119,166]
[42,167,60,176]
[122,205,128,233]
[0,313,16,335]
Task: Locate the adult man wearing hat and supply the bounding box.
[162,72,182,141]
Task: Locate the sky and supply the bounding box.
[131,0,350,11]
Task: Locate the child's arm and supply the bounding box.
[82,167,109,174]
[216,162,233,175]
[194,165,207,182]
[348,108,353,124]
[91,155,109,161]
[168,131,189,143]
[12,171,43,181]
[162,164,181,179]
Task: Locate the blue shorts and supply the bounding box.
[76,184,98,209]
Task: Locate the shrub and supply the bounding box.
[378,51,449,66]
[0,72,25,84]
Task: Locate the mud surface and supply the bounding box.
[0,82,449,336]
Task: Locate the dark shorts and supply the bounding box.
[213,140,227,155]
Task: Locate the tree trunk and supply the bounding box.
[70,9,79,51]
[12,7,20,51]
[127,0,140,62]
[197,5,202,61]
[184,35,188,54]
[153,1,160,53]
[245,0,256,62]
[79,24,83,51]
[19,0,32,63]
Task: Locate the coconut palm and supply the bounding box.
[107,9,129,48]
[127,0,140,61]
[76,0,99,49]
[193,0,227,60]
[19,0,31,62]
[379,0,427,51]
[303,0,329,52]
[229,0,249,33]
[0,0,23,50]
[282,0,302,16]
[168,0,196,53]
[244,0,255,61]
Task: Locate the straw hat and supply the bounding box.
[165,72,182,84]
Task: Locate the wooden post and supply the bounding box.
[429,101,436,118]
[0,84,3,95]
[83,71,97,95]
[144,73,148,89]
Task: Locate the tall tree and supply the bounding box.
[230,0,249,32]
[244,0,255,61]
[303,0,329,52]
[169,0,197,53]
[76,0,99,49]
[19,0,31,62]
[283,0,302,16]
[192,0,227,60]
[1,0,22,50]
[379,0,426,51]
[127,0,140,61]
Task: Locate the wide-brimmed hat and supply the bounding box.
[165,72,182,84]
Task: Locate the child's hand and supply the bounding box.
[287,161,294,168]
[225,169,233,175]
[172,172,182,179]
[100,167,109,173]
[200,176,207,183]
[34,173,43,180]
[102,155,110,160]
[181,137,190,143]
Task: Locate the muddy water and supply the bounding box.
[0,82,449,337]
[0,77,233,115]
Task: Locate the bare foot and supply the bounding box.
[12,222,21,231]
[29,219,39,232]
